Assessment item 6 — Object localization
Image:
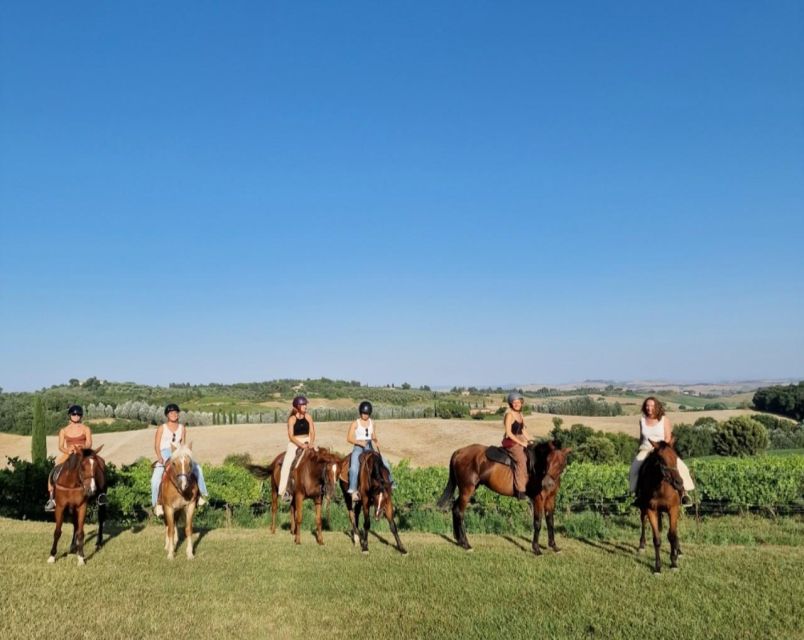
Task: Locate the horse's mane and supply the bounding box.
[65,451,83,472]
[171,443,194,462]
[526,441,556,478]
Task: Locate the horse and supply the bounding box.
[249,447,341,545]
[158,443,199,560]
[636,440,683,574]
[339,450,406,555]
[48,446,107,565]
[437,441,571,554]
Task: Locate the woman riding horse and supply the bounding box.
[345,401,394,500]
[45,405,94,511]
[278,395,317,502]
[502,392,531,500]
[151,404,209,517]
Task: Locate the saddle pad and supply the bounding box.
[485,446,514,467]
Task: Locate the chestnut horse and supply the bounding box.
[249,447,340,545]
[636,440,683,574]
[158,443,199,560]
[48,446,107,565]
[437,441,571,554]
[339,451,406,555]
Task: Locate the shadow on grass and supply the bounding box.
[500,534,531,553]
[434,533,466,549]
[575,536,648,568]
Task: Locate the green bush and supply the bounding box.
[434,400,470,419]
[602,432,639,464]
[222,452,253,467]
[575,436,617,464]
[713,416,769,457]
[674,423,715,458]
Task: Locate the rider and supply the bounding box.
[346,401,395,499]
[151,403,209,517]
[502,392,531,500]
[45,405,93,511]
[278,395,317,502]
[629,396,694,505]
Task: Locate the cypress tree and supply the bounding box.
[31,397,47,463]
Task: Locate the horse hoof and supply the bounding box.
[187,554,195,560]
[361,550,369,555]
[77,557,85,566]
[670,566,679,572]
[399,549,408,556]
[47,556,55,564]
[352,534,359,545]
[464,547,473,553]
[637,547,645,554]
[653,571,661,577]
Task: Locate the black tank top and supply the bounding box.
[511,420,524,436]
[293,416,310,436]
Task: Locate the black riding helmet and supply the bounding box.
[67,404,83,417]
[358,401,373,416]
[164,403,181,415]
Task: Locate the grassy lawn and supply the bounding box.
[1,517,802,640]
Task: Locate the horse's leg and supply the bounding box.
[48,504,65,563]
[360,499,370,554]
[546,498,560,553]
[293,493,303,545]
[350,498,360,547]
[668,507,680,570]
[638,509,647,553]
[314,498,324,545]
[647,509,662,574]
[75,502,87,565]
[165,507,176,559]
[531,495,544,555]
[384,499,406,555]
[453,486,474,550]
[69,508,79,554]
[96,500,106,548]
[270,481,278,535]
[185,504,196,559]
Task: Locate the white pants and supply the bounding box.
[629,444,695,493]
[278,437,309,495]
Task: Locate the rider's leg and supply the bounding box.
[348,445,363,494]
[278,441,299,497]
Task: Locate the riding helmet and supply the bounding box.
[506,391,524,407]
[164,403,181,415]
[67,404,84,417]
[292,395,308,408]
[358,400,373,416]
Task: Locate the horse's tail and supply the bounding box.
[436,452,458,511]
[247,463,274,480]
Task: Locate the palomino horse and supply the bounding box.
[158,443,199,560]
[437,441,571,554]
[339,451,406,555]
[636,440,683,574]
[249,447,341,545]
[48,446,107,565]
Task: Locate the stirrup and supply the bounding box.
[44,498,55,512]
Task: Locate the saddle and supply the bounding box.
[485,446,516,467]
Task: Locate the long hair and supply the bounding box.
[641,396,665,420]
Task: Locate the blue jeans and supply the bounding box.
[348,443,394,493]
[151,448,209,505]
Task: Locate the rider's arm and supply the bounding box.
[307,414,316,447]
[84,426,93,449]
[58,428,68,455]
[664,418,674,444]
[154,425,164,463]
[181,425,188,445]
[347,421,359,446]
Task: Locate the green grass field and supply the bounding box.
[2,516,802,640]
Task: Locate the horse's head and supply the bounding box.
[541,442,571,493]
[651,440,684,492]
[169,443,195,493]
[79,447,104,496]
[313,448,341,500]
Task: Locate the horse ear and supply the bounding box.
[93,444,104,455]
[669,435,676,448]
[650,440,660,450]
[187,441,193,451]
[170,442,177,452]
[563,447,572,456]
[548,441,556,451]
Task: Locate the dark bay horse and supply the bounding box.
[158,443,199,560]
[339,451,406,555]
[48,446,107,565]
[437,441,571,554]
[249,447,341,545]
[636,440,683,574]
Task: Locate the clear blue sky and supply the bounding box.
[1,2,802,391]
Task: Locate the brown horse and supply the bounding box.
[48,446,107,565]
[158,443,199,560]
[249,447,341,545]
[437,441,571,554]
[339,451,406,555]
[636,440,683,574]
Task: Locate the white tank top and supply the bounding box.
[354,418,374,441]
[160,423,184,451]
[640,417,665,443]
